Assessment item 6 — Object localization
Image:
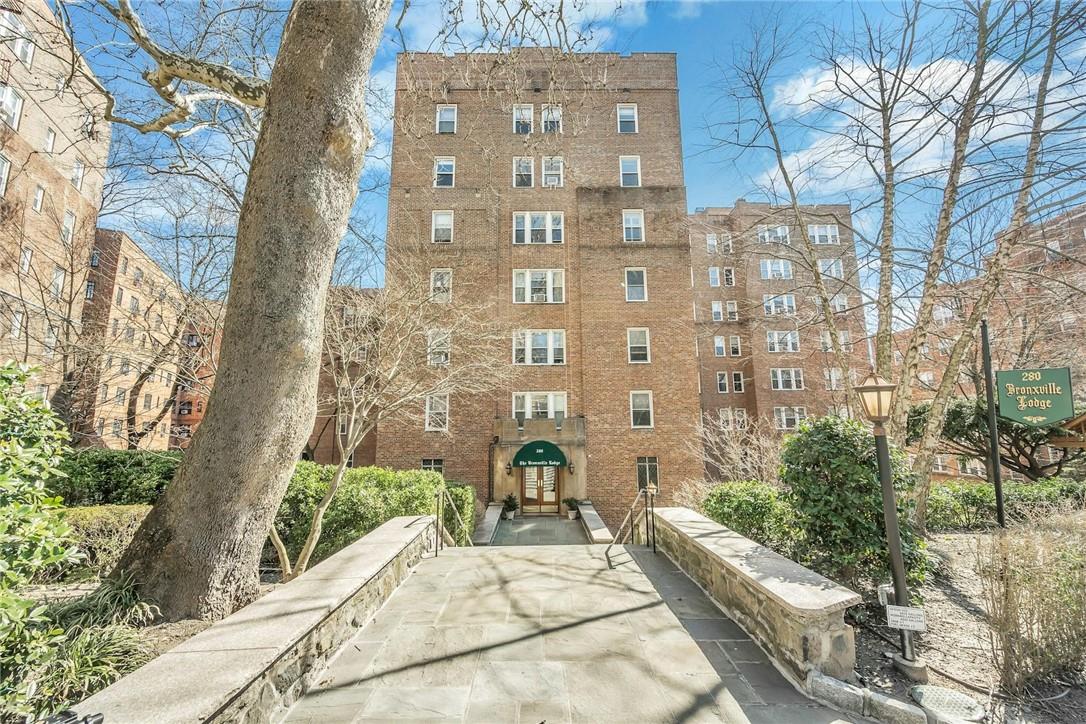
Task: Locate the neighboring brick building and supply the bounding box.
[374,51,705,527]
[169,311,222,450]
[0,0,110,403]
[689,201,868,432]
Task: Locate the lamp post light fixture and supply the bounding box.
[855,371,928,682]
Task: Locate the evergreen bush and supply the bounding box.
[701,480,797,555]
[55,448,181,506]
[927,477,1086,530]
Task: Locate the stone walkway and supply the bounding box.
[284,545,855,723]
[491,515,588,545]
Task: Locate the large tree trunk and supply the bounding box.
[113,0,391,621]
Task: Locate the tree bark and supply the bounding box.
[112,0,391,621]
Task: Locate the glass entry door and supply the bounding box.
[522,466,560,514]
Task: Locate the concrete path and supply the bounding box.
[491,516,588,545]
[284,545,856,723]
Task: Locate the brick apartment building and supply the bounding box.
[0,0,110,402]
[374,51,705,527]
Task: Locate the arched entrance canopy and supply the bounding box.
[512,440,567,468]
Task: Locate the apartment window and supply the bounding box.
[3,12,33,67]
[125,327,134,342]
[8,310,21,339]
[513,329,566,365]
[820,330,852,351]
[726,301,739,321]
[18,246,31,273]
[129,296,140,314]
[95,418,105,437]
[770,368,805,391]
[757,225,790,244]
[541,104,562,133]
[619,156,641,187]
[513,211,563,244]
[51,267,65,298]
[636,456,659,491]
[435,104,457,133]
[808,224,840,244]
[959,457,985,477]
[760,259,793,279]
[766,330,800,353]
[919,371,935,388]
[71,159,86,191]
[425,394,449,431]
[720,234,734,252]
[110,319,119,337]
[711,301,723,321]
[31,185,44,212]
[422,458,445,474]
[763,294,797,316]
[630,391,654,429]
[732,372,745,393]
[44,127,55,153]
[85,281,95,300]
[513,269,564,303]
[120,257,128,275]
[774,406,807,430]
[732,409,748,428]
[430,269,452,303]
[143,393,153,411]
[119,358,130,374]
[623,209,644,243]
[61,211,76,245]
[114,388,126,405]
[427,330,451,366]
[706,234,717,253]
[825,368,847,390]
[933,455,951,474]
[716,372,728,393]
[617,103,638,133]
[111,420,123,437]
[708,267,720,287]
[624,268,647,301]
[542,156,564,187]
[513,104,533,134]
[819,258,844,279]
[721,268,735,287]
[431,211,453,243]
[0,153,9,196]
[99,384,108,403]
[713,336,726,357]
[830,293,848,312]
[513,391,566,420]
[0,84,23,129]
[729,335,742,356]
[627,328,650,363]
[90,249,99,267]
[433,157,455,187]
[115,287,124,305]
[513,157,534,187]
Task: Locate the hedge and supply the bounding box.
[701,480,796,556]
[55,449,181,506]
[927,477,1086,531]
[61,505,151,579]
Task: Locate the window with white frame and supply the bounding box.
[422,458,445,473]
[720,234,734,252]
[85,281,95,299]
[706,234,718,253]
[716,372,728,393]
[71,159,85,191]
[542,156,564,187]
[617,103,638,133]
[830,293,848,312]
[114,387,126,405]
[766,330,800,353]
[625,268,647,301]
[513,157,534,187]
[44,127,55,153]
[51,266,65,298]
[115,287,124,305]
[820,329,852,351]
[722,268,735,287]
[714,336,726,357]
[732,371,745,393]
[764,294,797,316]
[959,457,985,477]
[933,455,950,473]
[60,211,76,244]
[9,310,22,338]
[129,296,140,314]
[630,391,654,428]
[771,368,804,390]
[431,210,453,243]
[819,258,844,279]
[435,104,457,133]
[726,301,739,321]
[2,12,34,67]
[425,394,449,431]
[513,391,566,420]
[0,153,9,196]
[623,209,644,243]
[112,419,123,437]
[0,85,23,129]
[514,269,564,303]
[808,224,840,244]
[757,224,790,244]
[513,104,532,134]
[825,368,847,390]
[513,212,563,244]
[760,259,793,279]
[619,156,641,187]
[541,104,562,133]
[708,266,720,287]
[433,157,455,187]
[729,335,742,356]
[918,371,935,388]
[430,269,452,303]
[427,330,450,366]
[733,408,749,428]
[711,301,723,321]
[774,406,807,430]
[31,185,43,212]
[90,249,99,267]
[18,247,30,273]
[627,328,650,363]
[513,329,566,365]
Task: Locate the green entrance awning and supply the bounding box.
[512,440,567,468]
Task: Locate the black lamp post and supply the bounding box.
[856,371,927,680]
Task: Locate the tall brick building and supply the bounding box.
[375,51,705,527]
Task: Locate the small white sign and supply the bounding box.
[886,604,927,632]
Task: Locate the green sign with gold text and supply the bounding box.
[996,367,1075,427]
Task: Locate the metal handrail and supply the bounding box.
[442,487,474,546]
[605,489,647,569]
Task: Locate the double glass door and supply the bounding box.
[522,466,559,514]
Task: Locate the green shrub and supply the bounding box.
[49,574,158,631]
[56,505,151,579]
[701,481,797,555]
[928,477,1086,530]
[781,416,929,592]
[55,448,181,506]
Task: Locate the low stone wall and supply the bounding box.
[578,501,613,543]
[74,515,436,723]
[635,507,860,682]
[472,502,503,545]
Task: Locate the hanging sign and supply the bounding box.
[886,605,927,632]
[995,367,1075,427]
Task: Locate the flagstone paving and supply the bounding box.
[491,515,589,545]
[284,545,859,723]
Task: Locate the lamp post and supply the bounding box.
[855,371,927,681]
